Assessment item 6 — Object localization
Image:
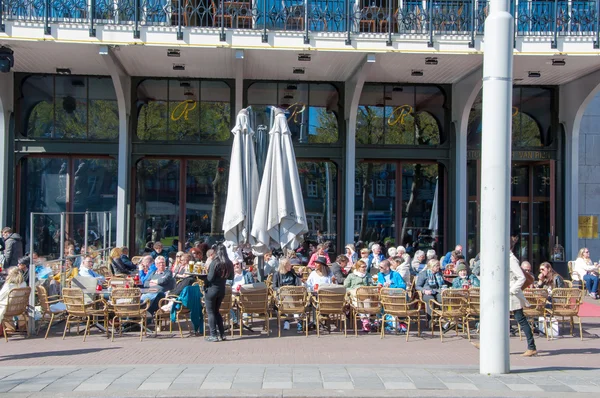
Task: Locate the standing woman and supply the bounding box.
[205,245,234,342]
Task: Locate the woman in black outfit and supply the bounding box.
[205,245,234,342]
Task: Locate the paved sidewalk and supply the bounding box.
[0,364,599,397]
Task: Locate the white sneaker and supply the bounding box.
[283,321,290,330]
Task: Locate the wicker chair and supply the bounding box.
[544,288,584,340]
[97,265,112,279]
[312,284,347,337]
[238,283,270,336]
[1,287,31,342]
[276,286,310,337]
[466,287,480,330]
[62,288,108,341]
[430,289,470,342]
[108,276,133,288]
[110,288,148,341]
[36,285,67,339]
[203,286,234,337]
[379,287,422,341]
[351,286,381,336]
[567,261,585,291]
[519,288,549,340]
[155,292,193,338]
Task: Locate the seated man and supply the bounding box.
[78,255,105,285]
[150,241,170,260]
[329,255,348,284]
[377,260,406,289]
[142,256,175,316]
[138,255,156,285]
[441,245,462,269]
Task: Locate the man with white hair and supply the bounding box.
[367,244,385,274]
[396,246,406,256]
[411,250,427,274]
[426,249,437,261]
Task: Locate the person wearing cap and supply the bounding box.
[306,256,333,289]
[451,261,480,289]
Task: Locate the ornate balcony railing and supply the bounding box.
[0,0,598,48]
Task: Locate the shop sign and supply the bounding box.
[578,216,598,239]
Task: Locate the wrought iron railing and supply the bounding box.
[0,0,598,47]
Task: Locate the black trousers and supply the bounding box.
[513,308,536,351]
[205,287,225,337]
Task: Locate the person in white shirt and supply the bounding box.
[306,256,332,289]
[0,267,27,323]
[78,256,105,285]
[573,247,599,299]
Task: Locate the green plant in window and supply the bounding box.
[27,101,54,138]
[200,102,231,141]
[89,100,119,139]
[311,108,338,144]
[138,101,169,140]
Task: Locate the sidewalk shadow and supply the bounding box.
[0,347,119,362]
[537,347,600,357]
[512,364,600,373]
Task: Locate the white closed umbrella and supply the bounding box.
[251,107,308,255]
[222,108,259,248]
[428,177,438,234]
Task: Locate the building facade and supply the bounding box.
[1,0,600,266]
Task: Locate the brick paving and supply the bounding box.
[0,298,598,396]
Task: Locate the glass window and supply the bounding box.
[21,157,117,258]
[375,180,386,196]
[22,75,118,140]
[185,160,229,245]
[134,159,180,253]
[247,82,339,144]
[358,84,445,145]
[468,87,552,148]
[136,79,231,142]
[298,161,338,248]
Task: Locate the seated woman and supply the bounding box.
[171,251,185,274]
[343,260,373,290]
[0,267,27,334]
[534,262,565,292]
[415,259,446,317]
[227,259,254,291]
[272,258,302,290]
[451,263,480,289]
[306,256,333,289]
[573,247,599,299]
[110,247,136,275]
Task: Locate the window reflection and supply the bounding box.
[136,79,231,141]
[298,161,338,248]
[135,159,180,253]
[358,84,444,145]
[23,75,118,140]
[247,82,339,144]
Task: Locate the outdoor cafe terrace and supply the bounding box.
[1,0,599,47]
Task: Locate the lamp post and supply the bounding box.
[479,0,514,375]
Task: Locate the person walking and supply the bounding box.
[509,236,537,357]
[204,244,234,342]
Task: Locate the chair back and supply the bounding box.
[278,286,307,314]
[563,280,573,288]
[316,284,346,315]
[109,276,132,288]
[111,288,142,316]
[439,289,469,315]
[2,287,31,319]
[36,285,51,312]
[380,288,412,315]
[62,288,89,317]
[467,287,480,314]
[354,286,381,314]
[523,288,548,315]
[550,288,583,314]
[220,286,233,313]
[239,283,269,314]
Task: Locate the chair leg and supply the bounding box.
[406,317,411,342]
[111,316,116,342]
[578,316,583,340]
[465,317,471,341]
[83,317,91,342]
[62,316,71,340]
[3,321,7,342]
[44,314,55,340]
[439,319,443,342]
[317,311,320,338]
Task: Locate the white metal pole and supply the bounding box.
[28,214,35,335]
[84,211,89,254]
[60,213,65,289]
[479,0,514,375]
[103,211,108,263]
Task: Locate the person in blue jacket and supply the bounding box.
[376,260,406,289]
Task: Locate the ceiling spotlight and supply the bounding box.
[528,71,541,78]
[167,49,181,57]
[297,53,311,62]
[411,70,424,77]
[551,59,566,66]
[367,53,376,63]
[425,57,438,65]
[56,68,71,75]
[180,81,191,87]
[292,67,305,75]
[0,47,15,73]
[98,45,109,56]
[286,84,298,90]
[173,64,185,71]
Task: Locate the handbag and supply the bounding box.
[521,271,535,290]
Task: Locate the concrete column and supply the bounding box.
[0,72,14,228]
[451,67,482,251]
[479,0,513,374]
[559,70,600,259]
[343,56,371,246]
[102,49,131,247]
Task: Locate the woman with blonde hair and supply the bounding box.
[573,247,599,298]
[109,247,135,275]
[0,267,26,323]
[343,260,373,290]
[272,258,302,290]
